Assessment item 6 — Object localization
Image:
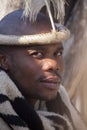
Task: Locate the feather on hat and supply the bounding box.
[0,0,70,45]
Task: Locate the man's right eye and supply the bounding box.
[28,50,43,59]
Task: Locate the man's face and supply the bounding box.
[0,11,64,101]
[7,43,64,101]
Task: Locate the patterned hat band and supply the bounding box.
[0,27,70,46]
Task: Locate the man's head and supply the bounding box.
[0,10,64,102]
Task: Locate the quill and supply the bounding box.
[23,0,65,31]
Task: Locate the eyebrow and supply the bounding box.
[28,45,47,51]
[56,46,64,51]
[29,43,64,50]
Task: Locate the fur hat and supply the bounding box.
[0,0,70,45]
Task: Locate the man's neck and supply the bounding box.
[27,98,38,107]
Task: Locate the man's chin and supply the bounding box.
[39,84,60,101]
[38,92,58,101]
[27,89,58,102]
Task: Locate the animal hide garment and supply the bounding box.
[0,70,86,130]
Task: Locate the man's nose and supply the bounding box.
[42,59,60,72]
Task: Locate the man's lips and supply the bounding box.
[39,76,61,90]
[40,76,60,83]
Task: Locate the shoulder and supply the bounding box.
[59,85,87,130]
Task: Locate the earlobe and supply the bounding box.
[0,53,9,71]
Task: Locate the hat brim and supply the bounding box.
[0,29,70,45]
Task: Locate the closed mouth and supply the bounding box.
[40,75,61,83]
[40,76,58,83]
[39,76,61,90]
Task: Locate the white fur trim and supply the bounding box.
[11,125,29,130]
[38,113,55,130]
[0,71,23,100]
[38,111,73,130]
[0,30,70,45]
[0,117,10,130]
[59,85,87,130]
[0,101,17,116]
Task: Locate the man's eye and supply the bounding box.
[29,51,42,58]
[55,51,63,56]
[57,52,63,56]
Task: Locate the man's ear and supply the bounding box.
[0,52,9,71]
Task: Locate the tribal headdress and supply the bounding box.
[0,0,70,45]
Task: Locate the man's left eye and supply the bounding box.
[55,51,63,56]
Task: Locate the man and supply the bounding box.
[0,1,86,130]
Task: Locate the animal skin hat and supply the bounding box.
[0,0,70,45]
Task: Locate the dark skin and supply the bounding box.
[0,10,64,106]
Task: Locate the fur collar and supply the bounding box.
[0,70,86,130]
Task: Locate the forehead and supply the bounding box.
[7,43,63,53]
[29,43,63,51]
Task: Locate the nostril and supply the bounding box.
[42,61,55,71]
[56,67,59,71]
